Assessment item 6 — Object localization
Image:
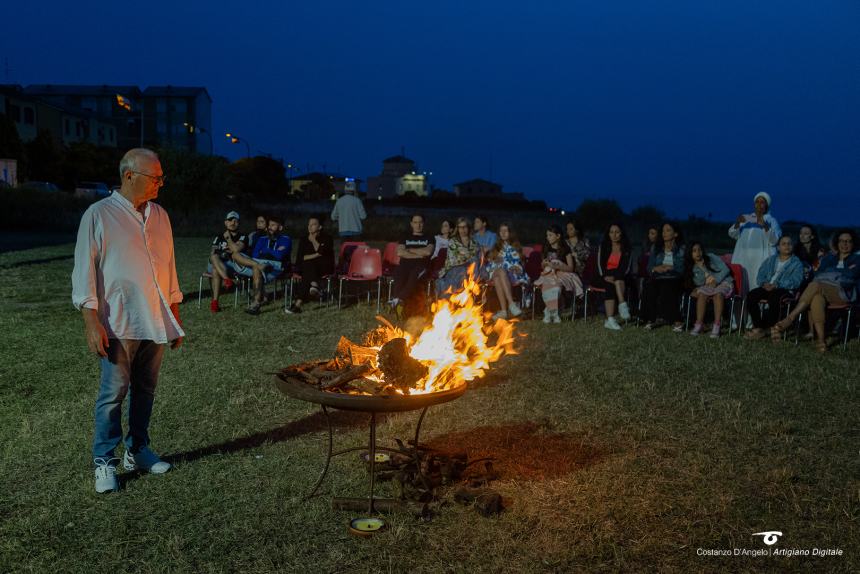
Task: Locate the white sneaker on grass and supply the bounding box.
[542,309,552,324]
[508,302,522,317]
[94,458,119,493]
[551,311,561,324]
[604,316,622,331]
[618,302,631,321]
[123,448,171,474]
[492,309,509,320]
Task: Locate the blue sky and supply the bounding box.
[2,0,858,224]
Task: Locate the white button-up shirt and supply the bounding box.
[72,192,184,343]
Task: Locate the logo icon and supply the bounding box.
[752,531,783,546]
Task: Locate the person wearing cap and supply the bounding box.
[208,211,266,312]
[729,192,781,297]
[330,188,366,238]
[72,148,183,493]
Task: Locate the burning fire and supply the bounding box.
[344,267,519,394]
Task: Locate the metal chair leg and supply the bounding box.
[198,274,203,308]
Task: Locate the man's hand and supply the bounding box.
[82,308,108,358]
[170,303,183,350]
[705,275,717,287]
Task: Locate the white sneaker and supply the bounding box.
[508,303,522,317]
[492,309,509,320]
[709,324,721,339]
[604,316,622,331]
[551,311,561,324]
[618,302,631,321]
[543,309,552,324]
[123,449,171,475]
[94,458,119,493]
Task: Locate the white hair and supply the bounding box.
[118,148,159,180]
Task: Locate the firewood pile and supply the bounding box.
[333,439,505,519]
[279,330,430,395]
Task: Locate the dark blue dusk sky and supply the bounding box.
[3,0,859,224]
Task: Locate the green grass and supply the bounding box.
[0,238,857,573]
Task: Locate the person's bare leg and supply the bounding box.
[614,279,626,304]
[605,299,616,317]
[713,294,725,324]
[252,268,264,303]
[499,271,514,307]
[209,254,227,300]
[233,252,262,269]
[695,291,707,324]
[492,269,509,311]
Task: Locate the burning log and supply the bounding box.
[377,338,428,392]
[320,364,373,391]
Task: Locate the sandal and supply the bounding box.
[815,339,828,353]
[770,318,792,341]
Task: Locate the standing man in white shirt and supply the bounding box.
[72,148,184,494]
[330,188,366,239]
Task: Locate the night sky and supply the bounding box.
[3,0,859,224]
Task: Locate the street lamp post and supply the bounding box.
[225,133,251,158]
[183,122,213,155]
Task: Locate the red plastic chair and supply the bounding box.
[337,241,367,275]
[382,241,400,275]
[338,247,383,311]
[531,243,543,254]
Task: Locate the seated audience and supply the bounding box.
[246,214,268,257]
[564,219,591,275]
[287,216,334,314]
[642,221,685,331]
[534,224,583,324]
[389,214,435,318]
[745,235,804,339]
[208,211,263,313]
[684,241,733,338]
[485,223,528,320]
[246,214,292,315]
[772,229,860,352]
[591,222,633,330]
[433,219,452,259]
[436,217,479,297]
[473,215,497,255]
[794,223,825,273]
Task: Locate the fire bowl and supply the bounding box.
[274,373,466,413]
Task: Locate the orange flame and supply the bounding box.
[358,265,519,394]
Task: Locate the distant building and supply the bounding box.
[290,172,362,200]
[1,84,117,147]
[366,155,428,198]
[453,178,503,198]
[4,84,212,153]
[143,86,212,154]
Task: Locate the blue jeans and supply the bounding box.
[92,339,165,462]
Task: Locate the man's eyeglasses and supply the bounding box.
[131,171,166,185]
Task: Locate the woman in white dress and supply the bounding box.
[729,191,781,294]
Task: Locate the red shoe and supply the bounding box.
[223,278,234,290]
[210,300,221,313]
